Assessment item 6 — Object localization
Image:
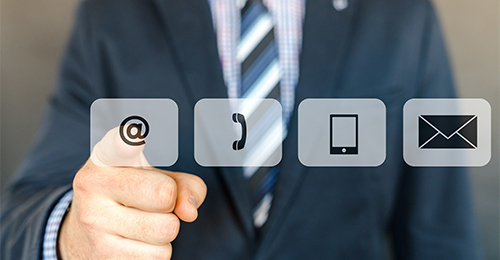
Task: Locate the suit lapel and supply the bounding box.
[255,0,359,255]
[151,0,225,101]
[152,0,255,239]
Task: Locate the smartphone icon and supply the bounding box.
[232,113,247,150]
[330,114,358,155]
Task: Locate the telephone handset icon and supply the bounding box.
[232,113,247,150]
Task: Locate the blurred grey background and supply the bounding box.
[1,0,498,259]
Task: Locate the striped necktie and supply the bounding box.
[238,0,280,228]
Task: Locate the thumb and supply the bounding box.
[91,126,150,167]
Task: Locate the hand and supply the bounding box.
[58,127,207,259]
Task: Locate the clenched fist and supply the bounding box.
[58,127,207,259]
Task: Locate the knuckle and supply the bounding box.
[152,179,177,211]
[154,214,180,244]
[73,168,90,193]
[191,175,206,190]
[153,243,172,260]
[73,163,104,194]
[189,175,207,201]
[78,206,101,230]
[79,209,96,228]
[164,214,180,242]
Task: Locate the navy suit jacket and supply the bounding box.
[1,0,482,259]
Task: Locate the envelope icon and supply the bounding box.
[418,115,477,149]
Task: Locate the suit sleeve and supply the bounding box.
[389,1,482,260]
[0,2,103,259]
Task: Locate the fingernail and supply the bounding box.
[189,195,198,208]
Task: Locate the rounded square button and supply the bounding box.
[403,98,491,167]
[298,98,386,167]
[90,98,178,167]
[194,98,282,167]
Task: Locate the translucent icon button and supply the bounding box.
[298,99,386,167]
[90,98,178,167]
[403,98,491,167]
[194,98,283,167]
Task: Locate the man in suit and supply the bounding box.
[1,0,482,259]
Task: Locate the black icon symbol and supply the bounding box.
[330,114,358,155]
[232,113,247,150]
[119,115,150,146]
[419,115,477,149]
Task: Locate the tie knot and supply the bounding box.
[242,0,268,17]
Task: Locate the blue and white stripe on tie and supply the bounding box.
[238,0,281,228]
